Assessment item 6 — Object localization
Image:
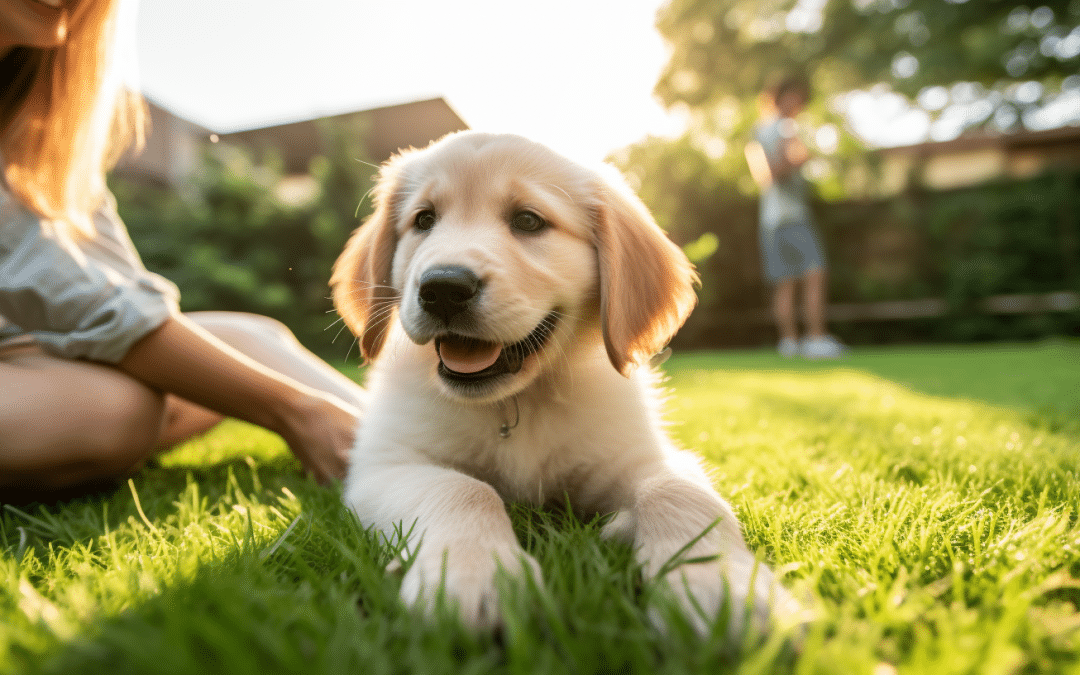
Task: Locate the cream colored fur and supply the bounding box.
[331,131,796,635]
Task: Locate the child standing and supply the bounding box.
[744,74,845,358]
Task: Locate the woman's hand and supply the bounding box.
[119,315,360,484]
[276,390,358,484]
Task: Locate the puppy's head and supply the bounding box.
[331,131,697,402]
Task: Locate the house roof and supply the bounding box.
[877,124,1080,157]
[214,97,470,172]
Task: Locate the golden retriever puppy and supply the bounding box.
[331,131,795,636]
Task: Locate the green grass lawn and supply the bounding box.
[2,340,1079,674]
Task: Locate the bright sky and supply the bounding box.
[131,1,1079,167]
[132,0,684,165]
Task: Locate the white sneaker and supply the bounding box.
[777,337,800,357]
[800,335,846,359]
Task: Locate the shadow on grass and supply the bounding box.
[3,456,406,674]
[667,339,1080,426]
[673,372,1080,510]
[3,454,800,675]
[21,345,1060,674]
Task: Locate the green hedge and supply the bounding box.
[671,174,1080,348]
[824,172,1079,343]
[114,139,1079,356]
[613,136,1080,347]
[112,125,376,360]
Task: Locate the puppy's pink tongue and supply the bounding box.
[437,337,502,374]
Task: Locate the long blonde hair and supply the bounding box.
[0,0,145,238]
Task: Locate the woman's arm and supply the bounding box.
[118,314,356,483]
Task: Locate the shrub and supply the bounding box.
[614,139,1080,347]
[112,126,377,360]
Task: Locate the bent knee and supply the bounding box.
[0,374,166,483]
[91,377,167,468]
[188,311,300,346]
[48,376,166,480]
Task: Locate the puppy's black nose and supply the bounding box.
[418,266,481,323]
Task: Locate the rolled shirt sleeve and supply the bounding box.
[0,190,180,363]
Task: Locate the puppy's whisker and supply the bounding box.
[364,305,400,326]
[363,299,398,315]
[364,295,399,306]
[344,335,359,363]
[333,285,398,298]
[332,321,351,345]
[365,317,398,355]
[539,319,574,384]
[386,329,412,371]
[354,184,379,218]
[343,298,398,323]
[337,284,400,297]
[509,304,579,324]
[341,280,398,290]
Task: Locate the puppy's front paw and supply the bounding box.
[660,550,801,640]
[399,539,542,629]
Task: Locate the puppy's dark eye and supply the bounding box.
[511,211,547,233]
[414,210,437,231]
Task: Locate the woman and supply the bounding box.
[0,0,363,498]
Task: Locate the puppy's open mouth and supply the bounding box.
[435,312,558,384]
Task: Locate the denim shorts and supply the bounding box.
[759,219,826,283]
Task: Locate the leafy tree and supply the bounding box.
[653,0,1080,147]
[112,117,378,360]
[609,0,1080,348]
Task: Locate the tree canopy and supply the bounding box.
[653,0,1080,143]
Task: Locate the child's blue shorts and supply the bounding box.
[759,219,826,283]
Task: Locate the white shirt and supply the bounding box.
[0,184,180,363]
[754,116,813,230]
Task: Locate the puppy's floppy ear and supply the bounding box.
[330,160,404,362]
[593,168,698,376]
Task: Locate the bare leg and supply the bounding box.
[154,395,224,449]
[0,344,167,490]
[186,312,365,410]
[772,278,799,343]
[802,267,828,338]
[0,311,365,492]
